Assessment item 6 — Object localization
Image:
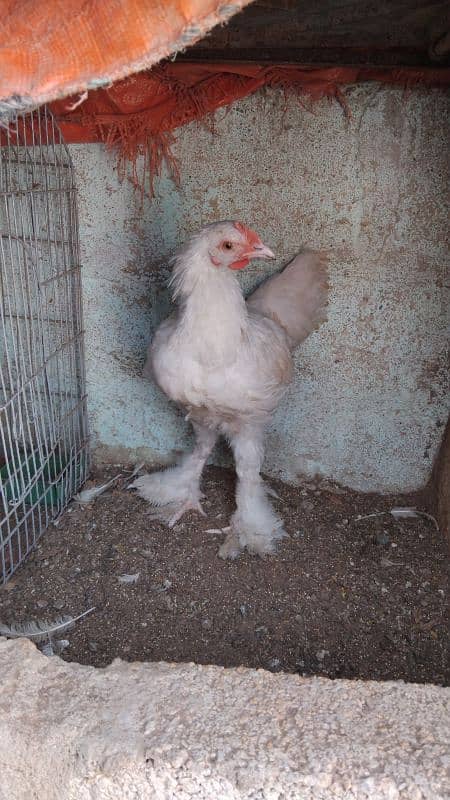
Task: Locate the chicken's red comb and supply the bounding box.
[233,221,261,247]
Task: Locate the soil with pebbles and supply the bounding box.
[1,465,449,685]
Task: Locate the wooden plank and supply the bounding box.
[180,0,450,66]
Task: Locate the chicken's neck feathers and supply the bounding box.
[171,249,248,366]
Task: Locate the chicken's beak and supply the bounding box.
[247,242,275,260]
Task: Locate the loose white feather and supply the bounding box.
[390,507,419,518]
[118,573,140,584]
[355,507,439,532]
[0,607,95,642]
[74,475,121,504]
[391,507,439,530]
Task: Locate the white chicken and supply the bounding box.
[131,221,328,558]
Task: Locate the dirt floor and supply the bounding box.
[1,465,449,685]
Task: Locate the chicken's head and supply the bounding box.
[206,221,275,270]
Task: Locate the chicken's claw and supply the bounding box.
[218,529,243,560]
[167,499,206,528]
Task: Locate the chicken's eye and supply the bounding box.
[223,241,233,250]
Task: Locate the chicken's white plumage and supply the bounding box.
[132,221,328,558]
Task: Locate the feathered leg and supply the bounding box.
[219,426,287,559]
[131,423,217,526]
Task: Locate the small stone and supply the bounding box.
[54,639,69,655]
[381,586,388,594]
[202,618,212,630]
[156,579,172,592]
[88,641,98,652]
[53,600,65,610]
[239,604,247,617]
[165,596,176,610]
[255,626,268,638]
[267,658,281,671]
[406,581,412,588]
[2,576,18,592]
[68,566,81,578]
[316,649,329,662]
[36,600,48,609]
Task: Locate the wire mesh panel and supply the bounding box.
[0,106,89,584]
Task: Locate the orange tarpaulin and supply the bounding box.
[0,0,252,111]
[48,62,450,196]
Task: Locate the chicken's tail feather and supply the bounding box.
[246,248,329,349]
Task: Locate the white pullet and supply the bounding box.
[131,221,328,558]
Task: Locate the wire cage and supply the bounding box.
[0,106,89,584]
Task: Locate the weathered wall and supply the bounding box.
[70,84,449,492]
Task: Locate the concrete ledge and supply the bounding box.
[1,638,449,799]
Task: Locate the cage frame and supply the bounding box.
[0,105,89,584]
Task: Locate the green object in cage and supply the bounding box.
[1,453,70,508]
